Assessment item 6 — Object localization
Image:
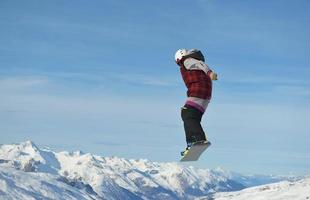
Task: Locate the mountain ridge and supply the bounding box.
[0,141,304,200]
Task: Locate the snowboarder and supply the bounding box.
[175,49,218,155]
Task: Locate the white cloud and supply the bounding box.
[0,76,49,90]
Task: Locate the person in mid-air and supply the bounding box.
[175,49,218,154]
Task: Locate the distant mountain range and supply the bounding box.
[0,141,307,200]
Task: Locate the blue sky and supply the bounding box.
[1,0,310,175]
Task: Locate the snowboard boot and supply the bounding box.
[181,142,194,156]
[181,140,211,157]
[180,147,190,157]
[188,135,207,145]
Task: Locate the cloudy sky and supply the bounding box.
[1,0,309,175]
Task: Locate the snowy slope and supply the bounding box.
[0,141,304,200]
[198,178,310,200]
[0,166,98,200]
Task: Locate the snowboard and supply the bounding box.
[180,141,211,162]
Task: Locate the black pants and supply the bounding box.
[181,105,206,144]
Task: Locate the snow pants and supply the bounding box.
[181,105,206,144]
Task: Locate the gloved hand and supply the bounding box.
[210,72,218,80]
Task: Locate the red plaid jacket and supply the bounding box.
[180,62,212,99]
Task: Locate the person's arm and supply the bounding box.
[184,58,218,80]
[195,61,218,81]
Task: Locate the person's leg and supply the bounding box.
[181,105,206,145]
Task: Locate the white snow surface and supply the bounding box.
[0,141,307,200]
[0,166,97,200]
[198,178,310,200]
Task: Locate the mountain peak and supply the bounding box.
[0,141,305,200]
[0,140,40,159]
[20,140,39,150]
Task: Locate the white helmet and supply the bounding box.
[174,49,188,63]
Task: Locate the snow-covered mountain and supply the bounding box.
[199,178,310,200]
[0,141,305,200]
